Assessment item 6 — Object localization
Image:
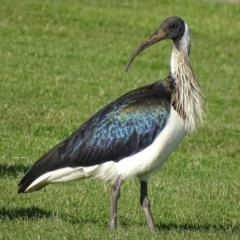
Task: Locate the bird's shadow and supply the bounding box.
[0,163,29,178]
[0,206,102,227]
[1,206,239,234]
[155,222,240,233]
[119,217,240,233]
[0,207,51,221]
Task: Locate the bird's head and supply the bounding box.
[125,16,186,71]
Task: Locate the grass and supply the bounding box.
[0,0,240,239]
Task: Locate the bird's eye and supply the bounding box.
[170,23,175,28]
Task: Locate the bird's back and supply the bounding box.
[18,80,171,193]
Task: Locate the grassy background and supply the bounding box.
[1,0,240,239]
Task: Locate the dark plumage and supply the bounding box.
[18,16,204,232]
[18,80,171,193]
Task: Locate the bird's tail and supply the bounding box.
[18,141,82,193]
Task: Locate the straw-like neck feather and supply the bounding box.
[169,23,204,133]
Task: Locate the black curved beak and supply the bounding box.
[125,28,168,72]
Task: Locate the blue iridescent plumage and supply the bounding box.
[18,16,202,232]
[18,80,171,192]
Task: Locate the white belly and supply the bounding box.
[25,106,186,192]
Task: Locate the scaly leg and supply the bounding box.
[109,176,123,230]
[140,181,157,232]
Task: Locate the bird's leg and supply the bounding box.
[140,181,157,232]
[110,175,123,230]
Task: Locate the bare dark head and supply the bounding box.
[125,16,186,71]
[160,16,185,42]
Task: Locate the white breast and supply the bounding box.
[25,106,186,192]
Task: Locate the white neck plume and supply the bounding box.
[169,23,204,133]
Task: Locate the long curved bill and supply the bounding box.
[125,28,168,72]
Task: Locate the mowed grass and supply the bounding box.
[0,0,240,239]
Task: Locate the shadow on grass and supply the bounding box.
[0,164,29,178]
[155,223,240,233]
[0,207,52,221]
[59,213,240,233]
[1,206,240,233]
[0,206,101,226]
[119,219,240,233]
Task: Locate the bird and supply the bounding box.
[18,16,204,232]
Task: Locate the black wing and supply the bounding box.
[18,80,171,192]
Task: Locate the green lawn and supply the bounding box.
[1,0,240,239]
